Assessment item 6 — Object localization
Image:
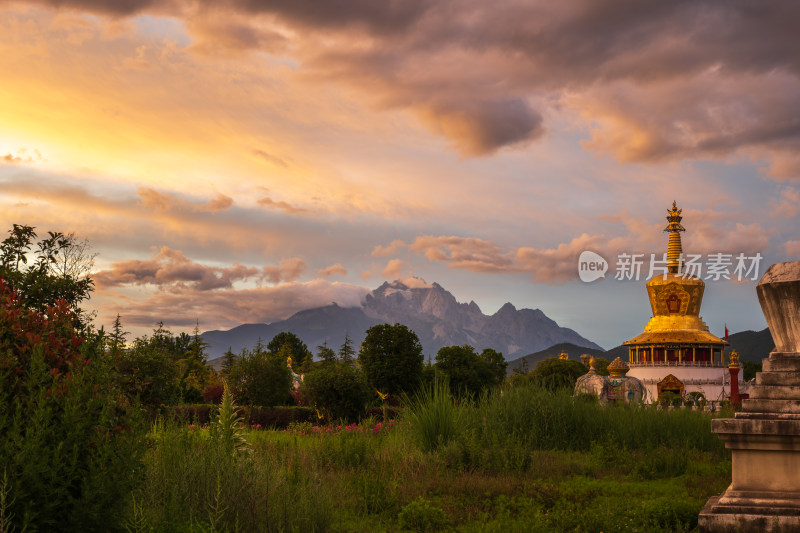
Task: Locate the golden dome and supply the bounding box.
[607,357,630,379]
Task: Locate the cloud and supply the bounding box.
[95,246,259,290]
[7,1,800,168]
[138,188,233,213]
[381,258,410,279]
[257,196,308,214]
[786,240,800,259]
[771,187,800,218]
[95,246,306,290]
[371,239,405,257]
[261,257,306,284]
[98,279,370,330]
[316,263,347,277]
[1,149,42,164]
[252,149,289,168]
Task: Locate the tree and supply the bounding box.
[108,313,128,357]
[434,345,502,399]
[358,323,424,396]
[0,224,95,326]
[227,346,293,407]
[268,331,311,368]
[317,341,337,363]
[302,360,371,423]
[480,348,508,388]
[221,346,237,378]
[339,332,356,362]
[528,357,588,392]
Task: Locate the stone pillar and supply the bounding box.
[729,366,740,404]
[700,261,800,532]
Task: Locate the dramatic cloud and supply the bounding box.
[10,0,800,165]
[100,279,370,330]
[95,247,304,290]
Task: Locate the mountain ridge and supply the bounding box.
[203,278,602,361]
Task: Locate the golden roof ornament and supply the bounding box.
[607,357,630,379]
[664,201,686,274]
[729,349,740,369]
[558,350,568,360]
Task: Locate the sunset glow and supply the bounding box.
[2,1,798,348]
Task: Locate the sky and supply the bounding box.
[1,0,798,351]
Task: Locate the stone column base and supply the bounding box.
[700,490,800,532]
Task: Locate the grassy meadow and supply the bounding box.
[125,384,732,533]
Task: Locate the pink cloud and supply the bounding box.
[95,247,305,290]
[316,263,347,277]
[381,258,410,279]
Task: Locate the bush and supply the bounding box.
[527,357,588,392]
[302,361,372,423]
[0,281,145,531]
[398,497,448,532]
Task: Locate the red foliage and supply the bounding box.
[0,278,85,397]
[202,384,224,404]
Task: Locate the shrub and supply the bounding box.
[0,280,145,531]
[302,361,372,423]
[398,497,448,532]
[527,357,588,392]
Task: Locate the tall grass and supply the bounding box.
[403,382,726,473]
[129,420,334,532]
[402,378,468,452]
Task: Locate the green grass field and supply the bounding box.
[126,386,732,532]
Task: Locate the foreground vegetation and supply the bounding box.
[125,385,731,533]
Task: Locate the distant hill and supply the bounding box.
[203,278,602,363]
[725,328,773,363]
[506,328,774,375]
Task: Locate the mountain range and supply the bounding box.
[202,278,602,361]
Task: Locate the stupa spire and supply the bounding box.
[664,201,685,274]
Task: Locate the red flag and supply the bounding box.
[725,324,729,340]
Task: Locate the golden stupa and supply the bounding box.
[623,202,728,365]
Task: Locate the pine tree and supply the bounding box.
[317,340,336,363]
[109,314,128,357]
[338,332,356,362]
